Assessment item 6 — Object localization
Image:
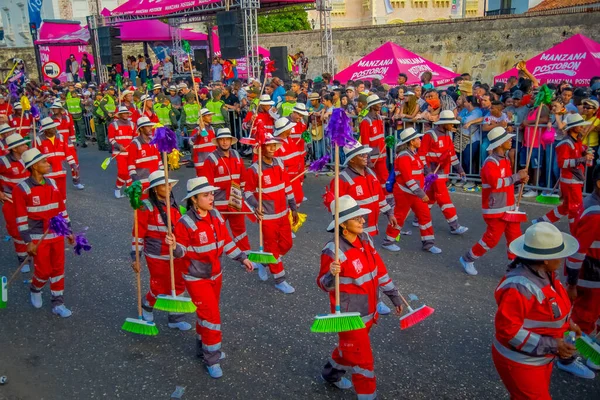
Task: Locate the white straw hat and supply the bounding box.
[211,127,238,145]
[366,94,384,109]
[39,117,60,132]
[274,117,296,136]
[0,124,16,136]
[398,127,424,145]
[200,108,214,116]
[292,103,308,116]
[486,127,515,151]
[259,94,274,106]
[117,106,132,115]
[253,133,282,154]
[136,116,156,130]
[182,177,219,201]
[342,141,372,165]
[509,222,579,260]
[5,133,30,150]
[326,195,371,232]
[49,100,64,109]
[564,113,592,131]
[22,148,49,169]
[144,170,178,193]
[434,110,460,125]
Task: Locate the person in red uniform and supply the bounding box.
[386,128,442,254]
[0,133,31,270]
[419,110,468,235]
[14,148,75,318]
[242,95,276,147]
[50,100,84,191]
[492,222,595,398]
[8,102,33,138]
[534,113,594,233]
[288,103,309,203]
[137,95,159,124]
[191,108,216,177]
[121,90,140,122]
[273,117,303,209]
[0,94,13,123]
[130,170,191,331]
[204,128,250,251]
[243,134,298,294]
[318,195,403,399]
[564,165,600,372]
[0,123,16,156]
[35,117,76,201]
[460,127,529,276]
[127,116,162,198]
[108,106,136,198]
[359,95,388,188]
[173,176,254,379]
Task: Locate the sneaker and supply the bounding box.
[381,243,400,252]
[401,230,412,236]
[557,358,596,379]
[206,363,223,379]
[274,281,295,294]
[324,376,353,390]
[114,189,123,199]
[73,183,85,190]
[451,226,469,235]
[460,256,478,276]
[376,301,391,315]
[292,232,296,239]
[52,304,73,318]
[427,246,442,254]
[303,196,308,202]
[256,263,269,281]
[411,220,419,227]
[523,189,538,198]
[464,182,476,189]
[30,292,42,309]
[21,264,30,273]
[168,321,192,331]
[142,309,154,322]
[531,218,542,225]
[586,358,600,371]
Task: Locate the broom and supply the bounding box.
[312,109,364,333]
[101,144,131,170]
[398,292,435,330]
[151,128,196,313]
[565,331,600,366]
[536,181,560,205]
[121,188,159,336]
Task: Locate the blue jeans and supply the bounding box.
[544,141,560,189]
[129,70,137,83]
[461,141,480,175]
[139,69,147,83]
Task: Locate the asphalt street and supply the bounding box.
[0,146,598,400]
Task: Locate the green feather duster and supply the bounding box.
[534,84,554,107]
[124,181,144,210]
[146,79,154,92]
[385,135,397,149]
[182,40,191,55]
[301,130,312,143]
[115,74,123,90]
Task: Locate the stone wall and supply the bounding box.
[259,10,600,83]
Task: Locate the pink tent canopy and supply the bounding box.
[335,42,458,86]
[36,21,89,45]
[111,0,315,16]
[119,20,207,42]
[494,34,600,87]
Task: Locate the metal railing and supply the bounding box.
[485,8,516,16]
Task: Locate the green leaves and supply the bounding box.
[257,6,311,34]
[534,84,554,107]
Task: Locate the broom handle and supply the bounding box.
[134,209,142,317]
[188,57,205,131]
[221,211,253,215]
[397,292,414,312]
[334,143,341,309]
[7,226,51,286]
[516,104,544,208]
[247,74,270,138]
[18,110,24,137]
[162,152,176,296]
[258,145,264,248]
[290,168,308,183]
[31,117,37,149]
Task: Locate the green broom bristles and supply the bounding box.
[153,294,197,313]
[565,332,600,365]
[311,308,365,333]
[101,157,111,170]
[248,246,278,264]
[122,317,159,336]
[536,194,561,205]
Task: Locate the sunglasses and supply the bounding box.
[583,105,596,109]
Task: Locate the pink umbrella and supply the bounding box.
[494,34,600,87]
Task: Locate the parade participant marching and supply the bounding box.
[64,89,87,147]
[243,95,275,145]
[130,170,191,331]
[0,133,31,270]
[386,128,442,254]
[419,110,469,235]
[533,114,593,233]
[13,148,75,317]
[204,128,250,251]
[460,127,529,276]
[288,103,309,203]
[243,134,298,294]
[138,95,159,124]
[0,94,13,122]
[35,117,76,200]
[8,102,33,139]
[127,117,162,197]
[49,102,84,191]
[121,89,140,122]
[108,106,136,198]
[191,109,217,177]
[172,176,254,378]
[273,117,302,204]
[492,222,595,398]
[0,123,15,156]
[317,195,404,398]
[359,95,388,187]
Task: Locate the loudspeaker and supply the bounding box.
[97,26,122,65]
[216,11,244,59]
[194,49,209,82]
[269,46,288,81]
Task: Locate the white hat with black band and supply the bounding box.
[5,133,30,150]
[292,103,308,116]
[326,195,371,232]
[50,100,64,109]
[117,106,132,115]
[0,123,16,136]
[398,127,424,145]
[144,170,178,193]
[39,117,60,132]
[486,127,515,151]
[253,133,282,154]
[366,94,384,109]
[212,127,238,145]
[136,116,155,130]
[342,141,372,165]
[434,110,460,125]
[564,113,591,131]
[509,222,578,260]
[274,117,296,136]
[200,108,214,117]
[22,148,49,169]
[13,102,22,110]
[182,176,219,201]
[259,94,274,106]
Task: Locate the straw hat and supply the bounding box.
[434,110,460,125]
[398,127,424,145]
[152,84,162,90]
[144,170,178,193]
[509,222,578,260]
[211,127,238,145]
[200,108,214,117]
[136,116,155,130]
[486,127,515,151]
[366,94,384,109]
[39,117,60,132]
[458,80,473,96]
[5,133,30,150]
[140,94,152,102]
[274,117,296,136]
[292,103,308,116]
[259,94,274,106]
[49,100,63,109]
[564,113,591,131]
[343,141,372,165]
[253,133,282,154]
[13,102,22,110]
[22,148,49,169]
[326,195,371,232]
[182,176,219,201]
[308,93,320,101]
[116,106,132,115]
[0,124,16,136]
[582,99,599,109]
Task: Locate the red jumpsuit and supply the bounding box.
[174,209,247,366]
[566,192,600,334]
[52,113,81,185]
[0,103,13,120]
[35,132,74,200]
[330,166,392,237]
[0,153,30,262]
[539,135,586,234]
[123,101,140,123]
[8,111,33,138]
[14,177,70,307]
[204,148,250,251]
[243,157,296,284]
[191,126,216,177]
[463,153,522,263]
[387,149,436,250]
[419,127,464,230]
[275,137,303,206]
[245,111,275,148]
[108,119,136,189]
[359,114,388,188]
[492,263,571,400]
[288,120,307,204]
[138,109,160,125]
[133,198,186,323]
[127,136,162,198]
[317,233,402,399]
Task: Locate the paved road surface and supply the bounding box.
[0,147,598,400]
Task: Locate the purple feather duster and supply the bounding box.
[8,82,19,101]
[74,232,91,255]
[423,174,438,192]
[309,154,330,172]
[150,127,178,153]
[49,215,72,237]
[325,109,356,148]
[30,105,40,119]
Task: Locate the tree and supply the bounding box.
[257,6,311,34]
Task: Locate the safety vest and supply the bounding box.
[183,103,200,125]
[155,104,172,127]
[104,96,116,113]
[93,100,104,118]
[280,101,296,117]
[205,99,225,125]
[65,97,82,117]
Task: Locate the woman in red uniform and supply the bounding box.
[172,176,255,379]
[317,195,403,399]
[492,222,593,399]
